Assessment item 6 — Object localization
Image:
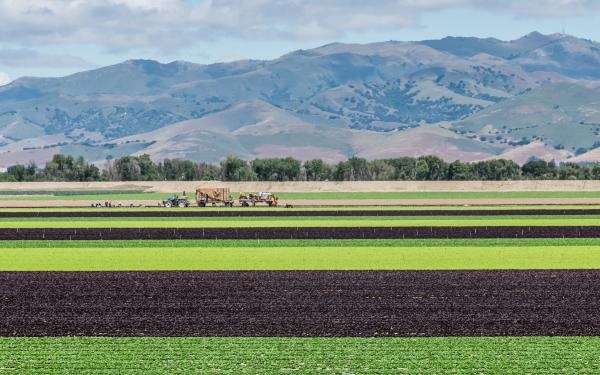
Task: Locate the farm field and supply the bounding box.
[4,243,600,271]
[5,204,600,213]
[2,214,600,228]
[2,190,600,372]
[1,337,599,374]
[5,187,600,208]
[3,189,600,201]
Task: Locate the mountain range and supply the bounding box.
[1,31,600,167]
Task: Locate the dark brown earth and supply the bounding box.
[1,226,600,240]
[1,270,600,337]
[3,209,600,217]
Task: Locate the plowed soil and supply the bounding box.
[1,226,599,240]
[1,270,599,337]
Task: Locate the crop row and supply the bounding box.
[2,226,600,240]
[3,244,600,271]
[3,215,600,229]
[5,208,600,217]
[6,237,600,248]
[1,270,599,336]
[1,337,600,374]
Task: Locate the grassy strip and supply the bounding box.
[0,190,145,196]
[2,245,600,271]
[0,205,598,212]
[3,190,600,201]
[4,205,600,213]
[4,238,600,248]
[0,192,170,201]
[1,215,600,228]
[0,337,599,374]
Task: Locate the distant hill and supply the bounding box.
[1,32,600,167]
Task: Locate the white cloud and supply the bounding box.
[0,0,598,53]
[0,72,10,86]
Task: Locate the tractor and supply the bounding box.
[162,194,190,208]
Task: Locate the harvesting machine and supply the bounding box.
[238,192,279,207]
[196,187,234,207]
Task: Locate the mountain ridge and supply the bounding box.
[1,32,600,167]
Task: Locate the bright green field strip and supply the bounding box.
[2,215,600,228]
[2,190,600,201]
[5,204,600,212]
[2,245,600,271]
[5,238,600,248]
[1,337,599,374]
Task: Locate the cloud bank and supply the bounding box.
[0,0,598,53]
[0,48,95,69]
[0,72,10,86]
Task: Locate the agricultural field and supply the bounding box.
[5,189,600,200]
[4,184,600,207]
[2,200,600,372]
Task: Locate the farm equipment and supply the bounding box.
[196,187,234,207]
[238,192,278,207]
[162,195,190,208]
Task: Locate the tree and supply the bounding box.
[369,159,395,180]
[385,158,417,180]
[559,162,590,180]
[114,156,141,181]
[348,156,371,181]
[591,163,600,180]
[220,156,255,181]
[415,159,429,181]
[196,162,221,181]
[333,161,353,181]
[522,160,557,179]
[252,158,301,181]
[417,156,448,180]
[303,159,332,181]
[137,154,159,181]
[448,161,473,180]
[472,159,521,180]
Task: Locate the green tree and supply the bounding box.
[522,160,557,179]
[303,159,332,181]
[114,156,141,181]
[448,161,473,180]
[220,156,255,181]
[369,159,395,180]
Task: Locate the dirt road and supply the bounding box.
[4,197,600,208]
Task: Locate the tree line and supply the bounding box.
[2,153,600,182]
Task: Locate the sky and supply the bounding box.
[1,0,600,85]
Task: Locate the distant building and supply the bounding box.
[0,168,7,173]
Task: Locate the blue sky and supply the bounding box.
[1,0,599,84]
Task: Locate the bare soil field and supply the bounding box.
[2,226,599,240]
[2,270,599,337]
